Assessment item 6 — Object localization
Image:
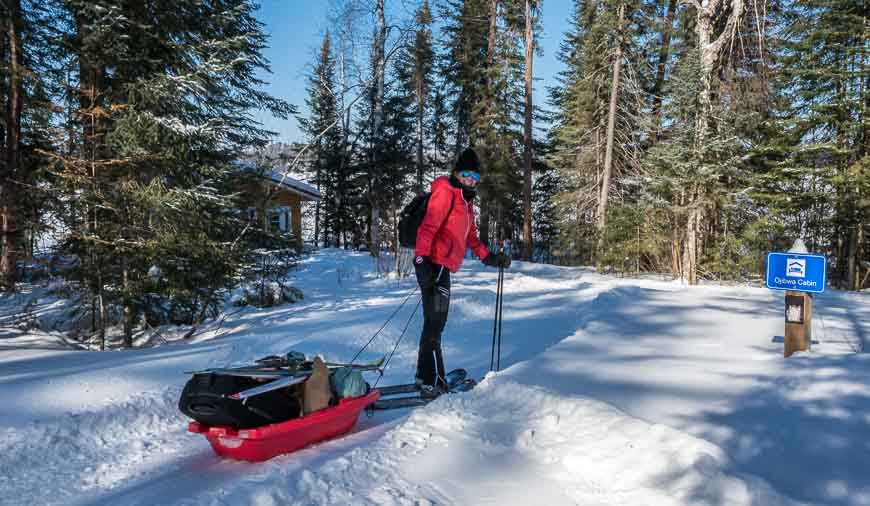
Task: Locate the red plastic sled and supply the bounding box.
[189,390,380,462]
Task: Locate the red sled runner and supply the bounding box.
[188,390,380,462]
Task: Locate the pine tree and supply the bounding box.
[50,0,292,346]
[439,0,489,155]
[549,0,682,269]
[595,1,625,268]
[769,0,868,289]
[300,32,344,247]
[429,83,451,177]
[367,0,387,257]
[531,142,561,262]
[411,0,435,193]
[547,0,626,264]
[0,0,24,289]
[641,31,747,281]
[521,0,541,261]
[476,0,527,247]
[0,0,57,290]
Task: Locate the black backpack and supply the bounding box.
[178,373,301,429]
[398,192,455,249]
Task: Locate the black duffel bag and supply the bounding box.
[178,373,301,429]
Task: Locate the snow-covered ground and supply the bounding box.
[1,249,868,505]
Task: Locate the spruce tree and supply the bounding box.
[771,0,868,288]
[0,0,58,290]
[411,0,434,192]
[439,0,489,155]
[51,0,292,346]
[300,32,344,247]
[547,0,623,264]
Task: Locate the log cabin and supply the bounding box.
[238,163,322,249]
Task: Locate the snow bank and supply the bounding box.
[182,378,803,506]
[0,388,189,506]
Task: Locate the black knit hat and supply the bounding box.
[455,148,481,174]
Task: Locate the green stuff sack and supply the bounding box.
[330,366,367,399]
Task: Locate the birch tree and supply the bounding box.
[678,0,745,284]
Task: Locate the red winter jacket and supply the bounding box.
[415,176,491,273]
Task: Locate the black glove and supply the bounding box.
[414,255,435,289]
[482,252,511,269]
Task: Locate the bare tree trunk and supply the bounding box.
[478,0,498,249]
[848,225,859,290]
[0,27,5,152]
[650,0,677,144]
[122,256,133,347]
[522,0,535,261]
[337,35,352,249]
[480,209,490,247]
[671,219,681,278]
[857,222,865,290]
[596,3,625,270]
[836,232,845,287]
[369,0,386,259]
[496,204,504,246]
[416,83,425,192]
[488,0,498,64]
[415,0,429,195]
[682,191,700,284]
[1,0,23,290]
[393,207,401,276]
[314,171,321,247]
[0,197,12,291]
[98,270,106,351]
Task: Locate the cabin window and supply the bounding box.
[283,207,293,232]
[268,207,291,232]
[268,209,281,231]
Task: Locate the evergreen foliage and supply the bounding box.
[6,0,870,353]
[2,0,294,346]
[300,33,346,247]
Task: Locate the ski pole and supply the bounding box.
[496,265,504,371]
[490,263,502,371]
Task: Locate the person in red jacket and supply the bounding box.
[414,148,511,394]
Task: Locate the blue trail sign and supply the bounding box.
[765,252,827,294]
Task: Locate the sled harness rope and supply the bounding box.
[374,297,422,388]
[350,284,423,387]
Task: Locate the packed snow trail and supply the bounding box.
[505,280,870,505]
[162,378,803,506]
[1,249,868,505]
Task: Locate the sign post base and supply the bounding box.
[784,290,812,357]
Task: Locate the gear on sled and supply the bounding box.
[178,353,382,429]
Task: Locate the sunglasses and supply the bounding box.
[460,171,481,182]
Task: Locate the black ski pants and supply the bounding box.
[415,260,451,388]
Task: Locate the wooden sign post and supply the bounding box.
[784,290,812,357]
[766,239,826,358]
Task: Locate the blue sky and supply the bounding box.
[253,0,575,143]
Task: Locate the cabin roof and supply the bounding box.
[237,162,322,201]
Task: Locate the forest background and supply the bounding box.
[1,0,866,345]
